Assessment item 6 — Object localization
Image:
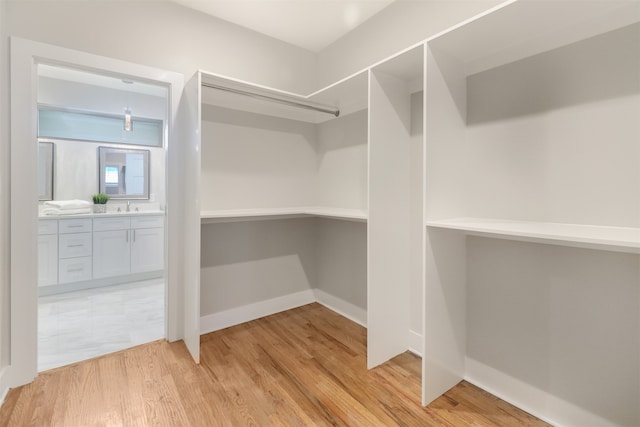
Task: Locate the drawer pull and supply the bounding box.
[67,268,83,272]
[67,244,84,248]
[67,225,83,228]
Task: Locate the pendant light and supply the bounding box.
[123,78,134,132]
[124,107,133,132]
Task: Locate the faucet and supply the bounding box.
[126,201,130,212]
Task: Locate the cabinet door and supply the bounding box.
[130,227,164,273]
[38,234,58,286]
[93,229,131,279]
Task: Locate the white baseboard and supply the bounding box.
[312,289,367,327]
[200,289,316,334]
[408,329,422,356]
[465,357,621,427]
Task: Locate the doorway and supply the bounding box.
[36,64,169,371]
[9,37,190,388]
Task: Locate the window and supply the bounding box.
[38,106,163,147]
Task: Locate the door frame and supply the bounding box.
[8,37,187,387]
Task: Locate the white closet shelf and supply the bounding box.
[426,218,640,254]
[201,207,367,224]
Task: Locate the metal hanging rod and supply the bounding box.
[202,82,340,117]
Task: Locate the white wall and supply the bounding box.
[6,0,317,94]
[464,23,640,227]
[200,219,317,315]
[315,110,368,210]
[316,0,503,88]
[315,219,367,312]
[200,105,317,211]
[467,237,640,427]
[38,77,167,120]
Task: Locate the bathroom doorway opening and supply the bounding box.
[36,64,169,371]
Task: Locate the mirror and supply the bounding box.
[98,146,150,199]
[38,141,54,201]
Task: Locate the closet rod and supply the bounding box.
[202,82,340,117]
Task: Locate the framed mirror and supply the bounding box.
[98,146,150,199]
[38,141,54,201]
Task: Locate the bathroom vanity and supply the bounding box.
[38,211,164,294]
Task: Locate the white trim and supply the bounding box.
[464,357,621,427]
[199,289,369,335]
[200,289,316,334]
[313,288,367,327]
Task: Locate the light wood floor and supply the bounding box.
[0,303,549,426]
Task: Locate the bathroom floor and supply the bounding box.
[38,278,165,372]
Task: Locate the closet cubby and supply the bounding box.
[199,71,368,223]
[196,70,369,334]
[423,1,639,425]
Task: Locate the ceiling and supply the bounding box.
[170,0,396,52]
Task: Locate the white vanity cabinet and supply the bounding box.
[92,217,132,279]
[93,214,165,279]
[130,216,164,274]
[38,213,165,290]
[57,218,93,284]
[37,219,58,286]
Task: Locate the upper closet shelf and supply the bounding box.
[428,0,640,76]
[426,218,640,254]
[201,207,367,224]
[200,70,368,123]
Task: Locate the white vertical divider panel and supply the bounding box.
[8,37,39,387]
[174,71,201,363]
[422,44,468,405]
[367,69,413,368]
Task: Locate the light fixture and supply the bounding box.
[124,108,133,132]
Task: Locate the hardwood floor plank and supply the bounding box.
[0,303,550,426]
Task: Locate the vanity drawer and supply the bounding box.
[93,216,131,232]
[38,219,58,235]
[59,232,92,258]
[59,218,92,234]
[131,216,164,229]
[58,257,92,283]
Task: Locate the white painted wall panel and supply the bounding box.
[200,219,316,315]
[467,236,640,427]
[465,23,640,227]
[315,219,367,312]
[368,69,413,368]
[200,105,317,211]
[315,109,368,211]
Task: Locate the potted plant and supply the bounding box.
[91,193,110,213]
